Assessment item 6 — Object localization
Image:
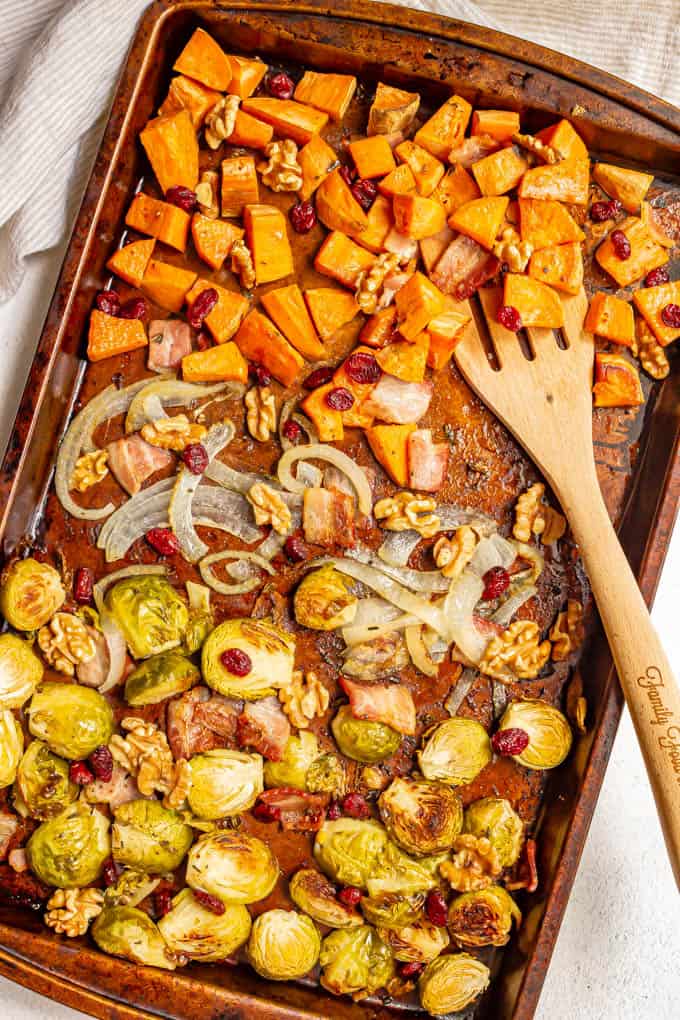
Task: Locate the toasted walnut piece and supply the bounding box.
[433,526,478,579]
[163,758,192,810]
[493,227,533,273]
[258,139,303,192]
[279,669,329,729]
[141,414,207,452]
[480,620,551,682]
[636,318,669,380]
[109,717,176,798]
[70,450,109,493]
[550,599,585,661]
[245,386,277,443]
[230,237,256,290]
[37,612,97,676]
[440,834,502,892]
[247,482,292,535]
[45,887,104,937]
[540,506,566,546]
[512,132,561,164]
[355,252,401,314]
[512,483,546,543]
[204,95,240,150]
[196,170,220,219]
[374,491,440,539]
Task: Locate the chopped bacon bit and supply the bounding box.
[237,696,291,761]
[407,429,449,493]
[506,837,539,893]
[431,233,498,300]
[256,788,329,831]
[147,319,193,372]
[339,676,416,735]
[106,434,173,496]
[302,486,356,549]
[362,375,433,425]
[167,687,242,759]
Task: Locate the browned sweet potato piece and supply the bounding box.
[471,109,520,141]
[518,198,585,249]
[415,95,472,160]
[260,285,325,360]
[106,238,155,288]
[140,110,199,194]
[241,98,328,144]
[294,71,357,121]
[394,141,445,197]
[471,147,528,197]
[349,136,397,179]
[633,279,680,345]
[595,217,668,288]
[448,196,509,250]
[159,75,221,129]
[394,272,446,340]
[535,119,588,161]
[360,306,397,348]
[393,194,446,241]
[592,352,644,407]
[221,157,259,217]
[235,310,305,386]
[87,311,148,363]
[427,298,472,369]
[191,214,243,271]
[226,56,267,99]
[125,193,190,251]
[304,288,360,342]
[141,259,197,312]
[528,241,584,295]
[592,163,654,214]
[229,110,273,149]
[350,194,393,253]
[316,169,369,235]
[365,424,416,486]
[332,346,381,428]
[434,164,481,214]
[300,384,344,442]
[298,134,338,201]
[378,164,417,198]
[518,159,590,205]
[186,279,249,344]
[182,342,248,383]
[173,28,232,90]
[375,336,430,382]
[503,274,564,328]
[368,82,420,136]
[244,204,294,284]
[314,231,375,289]
[584,292,635,346]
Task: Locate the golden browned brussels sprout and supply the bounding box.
[305,752,346,798]
[105,575,189,660]
[418,718,492,786]
[379,778,463,856]
[289,868,363,929]
[183,583,214,654]
[14,740,78,819]
[112,799,193,874]
[331,704,401,764]
[0,710,23,789]
[464,797,524,868]
[124,650,200,706]
[314,818,390,890]
[294,566,357,630]
[263,731,318,791]
[27,802,110,888]
[366,841,447,898]
[447,885,521,948]
[247,908,321,980]
[186,830,278,905]
[377,919,449,963]
[319,925,395,998]
[158,888,252,962]
[92,906,176,970]
[188,749,263,819]
[360,892,425,929]
[0,558,65,631]
[498,699,572,770]
[0,634,43,709]
[103,870,161,909]
[202,618,294,700]
[418,952,491,1015]
[27,682,114,760]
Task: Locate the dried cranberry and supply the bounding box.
[73,566,94,605]
[589,199,621,222]
[661,303,680,328]
[89,745,114,783]
[118,297,148,320]
[187,288,219,330]
[195,329,213,351]
[325,387,355,411]
[95,289,120,316]
[425,889,448,927]
[342,792,370,819]
[193,889,226,915]
[102,858,119,887]
[610,229,631,260]
[644,266,670,288]
[400,961,425,979]
[165,185,197,213]
[282,419,303,442]
[146,527,180,556]
[252,800,282,822]
[339,165,356,187]
[284,536,311,563]
[303,365,335,390]
[492,727,530,757]
[154,889,173,918]
[337,886,362,907]
[69,761,94,786]
[220,648,252,676]
[327,800,343,821]
[249,362,273,386]
[344,350,382,384]
[482,565,511,600]
[267,71,295,99]
[289,199,317,234]
[498,304,522,332]
[351,178,378,211]
[182,442,209,474]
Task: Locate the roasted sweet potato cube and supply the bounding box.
[316,169,369,235]
[360,306,398,348]
[434,165,481,214]
[393,194,446,241]
[182,342,248,383]
[592,163,654,214]
[125,193,190,251]
[518,198,585,250]
[632,280,680,346]
[378,164,417,198]
[229,110,274,149]
[420,226,455,274]
[191,214,243,271]
[350,194,393,253]
[261,285,325,360]
[87,311,148,363]
[595,217,668,288]
[368,82,420,136]
[349,136,396,179]
[394,141,445,197]
[221,157,259,217]
[376,336,429,382]
[640,201,674,249]
[448,196,509,250]
[141,259,198,312]
[414,95,472,160]
[140,110,199,195]
[226,56,268,99]
[593,352,644,407]
[173,28,232,90]
[243,204,294,285]
[300,384,344,442]
[528,241,584,295]
[106,238,155,288]
[298,134,338,201]
[365,424,416,486]
[314,231,375,289]
[584,292,635,346]
[503,274,564,328]
[471,109,520,141]
[159,75,221,129]
[304,288,360,342]
[186,279,249,344]
[294,71,357,121]
[241,98,328,144]
[395,272,446,340]
[235,310,305,386]
[535,119,588,162]
[471,147,528,197]
[427,298,472,369]
[518,159,590,205]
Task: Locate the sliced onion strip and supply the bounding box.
[405,625,439,677]
[442,570,488,662]
[169,422,235,563]
[99,612,127,693]
[491,585,537,626]
[125,379,230,433]
[199,550,275,595]
[278,445,372,515]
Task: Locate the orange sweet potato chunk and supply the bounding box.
[88,311,148,363]
[368,83,420,137]
[395,272,446,340]
[244,204,294,285]
[595,217,668,288]
[229,110,274,150]
[316,169,369,236]
[376,336,429,382]
[584,292,635,346]
[535,119,588,162]
[434,165,481,214]
[503,274,564,328]
[350,194,393,253]
[640,201,674,249]
[300,384,344,442]
[186,280,249,344]
[294,71,357,121]
[173,28,232,91]
[140,111,199,195]
[394,141,445,197]
[159,75,221,129]
[221,157,259,217]
[191,214,243,271]
[471,109,520,141]
[360,306,397,348]
[298,134,338,201]
[592,163,654,214]
[448,196,509,250]
[226,56,268,99]
[304,288,360,342]
[261,285,325,360]
[141,259,198,312]
[471,147,528,197]
[593,352,643,407]
[106,238,155,288]
[427,298,472,369]
[528,241,584,295]
[241,98,328,144]
[349,136,396,179]
[125,193,190,251]
[393,194,446,241]
[182,342,248,383]
[518,159,590,205]
[378,164,417,198]
[419,226,455,274]
[518,198,585,250]
[235,310,305,386]
[414,95,472,160]
[365,424,416,486]
[632,280,680,346]
[314,231,375,289]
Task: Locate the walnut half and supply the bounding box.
[374,491,440,538]
[245,386,277,442]
[37,612,97,676]
[258,140,303,192]
[279,670,329,728]
[45,888,104,937]
[550,599,585,660]
[433,526,478,579]
[247,482,292,535]
[480,619,551,681]
[440,834,502,892]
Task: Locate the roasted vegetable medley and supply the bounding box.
[0,23,678,1019]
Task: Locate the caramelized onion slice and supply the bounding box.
[199,550,275,595]
[278,446,372,515]
[169,422,235,563]
[125,379,231,433]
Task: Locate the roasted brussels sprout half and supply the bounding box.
[124,650,199,706]
[464,797,524,869]
[202,618,294,700]
[305,752,346,798]
[263,731,318,791]
[27,682,114,760]
[186,831,278,905]
[366,841,447,898]
[314,818,390,890]
[27,801,110,887]
[0,710,23,789]
[247,908,321,980]
[112,799,193,874]
[14,740,78,819]
[448,885,521,948]
[379,778,463,857]
[289,868,363,929]
[105,575,189,660]
[92,906,176,970]
[418,718,492,786]
[0,558,65,631]
[377,919,449,963]
[331,704,401,764]
[158,888,252,962]
[294,566,357,631]
[319,925,395,998]
[360,892,425,929]
[498,700,572,770]
[104,869,161,909]
[418,952,491,1015]
[183,586,214,654]
[188,749,263,819]
[0,634,43,709]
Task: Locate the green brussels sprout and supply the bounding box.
[331,704,401,764]
[418,952,490,1015]
[447,885,521,948]
[377,919,449,963]
[105,575,189,660]
[264,731,318,791]
[319,925,395,998]
[186,831,278,905]
[294,567,358,631]
[92,906,176,970]
[27,682,114,760]
[158,888,252,962]
[305,752,347,798]
[498,699,573,770]
[360,892,425,929]
[27,802,110,887]
[112,799,193,874]
[187,749,263,820]
[183,611,213,654]
[104,869,161,909]
[14,740,78,819]
[289,868,363,929]
[0,634,43,709]
[0,558,65,631]
[418,717,492,786]
[247,908,321,980]
[366,841,447,898]
[464,797,524,868]
[124,651,199,706]
[202,619,294,700]
[314,818,390,890]
[0,710,23,789]
[379,778,463,857]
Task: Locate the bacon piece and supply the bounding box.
[0,865,50,912]
[257,788,329,831]
[106,433,174,496]
[167,687,241,759]
[76,626,109,688]
[408,428,449,492]
[383,229,418,263]
[507,837,538,893]
[237,696,291,761]
[303,486,355,549]
[362,375,433,425]
[339,675,416,735]
[84,763,140,810]
[381,270,414,307]
[448,134,500,168]
[147,319,193,372]
[430,234,499,299]
[0,815,18,861]
[8,848,28,873]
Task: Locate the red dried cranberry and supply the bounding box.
[610,229,631,260]
[249,362,273,386]
[661,303,680,328]
[303,365,335,390]
[89,745,114,783]
[482,565,511,600]
[267,71,295,99]
[498,304,522,332]
[589,199,621,222]
[252,800,282,822]
[289,199,317,234]
[344,350,382,384]
[165,185,197,213]
[282,419,303,442]
[69,761,94,786]
[73,566,94,605]
[187,288,219,330]
[95,289,120,316]
[102,858,119,888]
[492,727,530,757]
[342,792,370,819]
[154,889,173,918]
[195,329,212,351]
[327,800,343,821]
[325,387,354,411]
[220,648,252,676]
[339,165,356,187]
[146,527,180,556]
[193,890,226,915]
[400,961,425,979]
[118,297,148,320]
[337,886,362,907]
[425,889,448,927]
[182,442,209,474]
[644,266,670,288]
[284,535,311,562]
[351,178,378,211]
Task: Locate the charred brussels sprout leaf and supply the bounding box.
[418,717,492,786]
[263,731,318,791]
[247,908,321,980]
[0,710,23,789]
[360,892,425,929]
[14,740,78,819]
[294,567,358,631]
[92,906,176,970]
[27,801,110,887]
[105,576,189,660]
[289,868,363,929]
[188,749,263,819]
[498,699,572,770]
[0,634,44,710]
[447,885,521,948]
[377,919,449,963]
[418,952,490,1014]
[104,869,161,909]
[464,797,524,868]
[158,888,252,962]
[314,818,390,890]
[305,752,346,798]
[27,682,114,760]
[0,558,65,631]
[331,704,401,764]
[202,618,294,700]
[319,925,395,998]
[379,777,463,857]
[124,650,200,706]
[112,799,193,873]
[186,831,278,905]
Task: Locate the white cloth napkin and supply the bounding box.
[0,0,678,303]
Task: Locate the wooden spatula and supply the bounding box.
[455,284,680,887]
